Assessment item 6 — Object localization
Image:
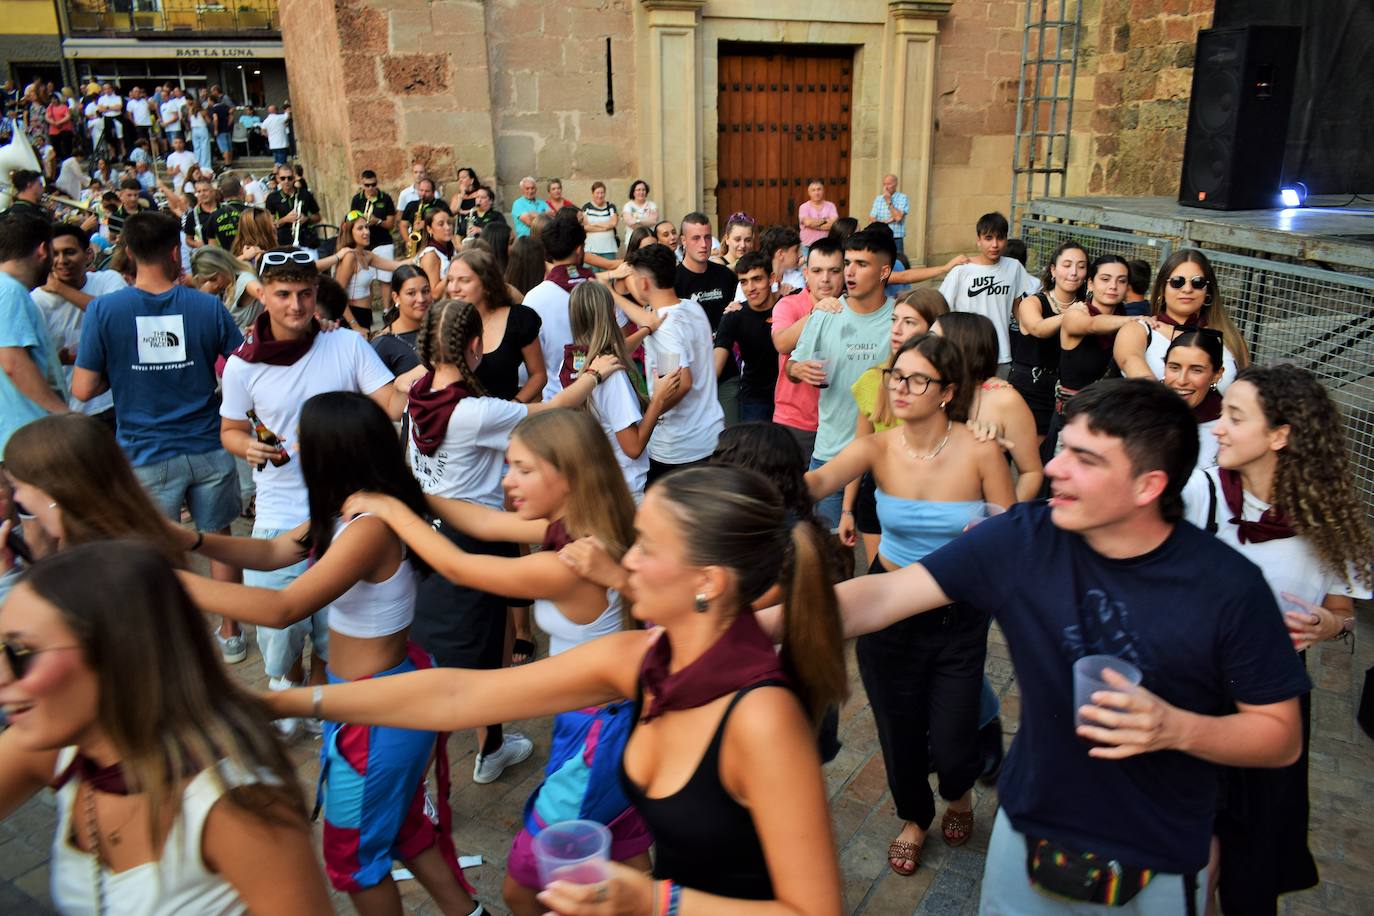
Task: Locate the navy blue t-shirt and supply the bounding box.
[77,285,243,467]
[922,502,1309,874]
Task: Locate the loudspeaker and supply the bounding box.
[1179,25,1301,211]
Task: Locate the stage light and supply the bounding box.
[1279,181,1307,208]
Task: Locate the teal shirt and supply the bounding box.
[794,296,894,462]
[511,197,551,238]
[0,271,67,452]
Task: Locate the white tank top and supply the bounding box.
[420,245,450,280]
[533,590,623,657]
[327,514,416,638]
[345,256,377,300]
[50,748,260,915]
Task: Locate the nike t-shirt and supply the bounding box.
[77,286,243,466]
[939,259,1041,364]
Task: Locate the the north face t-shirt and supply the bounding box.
[77,285,242,466]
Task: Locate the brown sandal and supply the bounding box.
[886,839,922,876]
[941,808,974,847]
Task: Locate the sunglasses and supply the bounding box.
[1,640,81,680]
[1167,275,1209,290]
[362,182,377,188]
[346,210,367,221]
[727,212,757,225]
[259,249,314,267]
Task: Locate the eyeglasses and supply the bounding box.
[1,641,81,680]
[882,368,943,395]
[259,249,314,267]
[1167,275,1209,290]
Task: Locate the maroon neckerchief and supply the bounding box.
[1085,301,1117,349]
[1217,467,1296,544]
[407,371,472,457]
[1192,390,1223,423]
[638,610,787,723]
[546,264,592,294]
[558,344,588,389]
[234,312,318,366]
[541,518,574,552]
[54,753,134,795]
[1156,311,1203,331]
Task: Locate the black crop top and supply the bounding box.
[619,681,787,901]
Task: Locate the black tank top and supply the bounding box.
[1008,292,1062,370]
[619,682,786,901]
[1058,336,1118,390]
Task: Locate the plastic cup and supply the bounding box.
[532,819,611,889]
[1073,655,1142,729]
[657,352,680,376]
[815,358,831,388]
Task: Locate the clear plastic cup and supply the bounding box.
[963,502,1006,532]
[1073,655,1142,729]
[532,819,611,889]
[657,352,680,376]
[815,358,831,388]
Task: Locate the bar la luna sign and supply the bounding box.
[174,47,260,58]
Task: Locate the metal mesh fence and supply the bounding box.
[1021,214,1374,514]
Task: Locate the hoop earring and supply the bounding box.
[694,593,710,613]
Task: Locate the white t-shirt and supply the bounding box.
[589,371,649,496]
[97,93,123,118]
[396,184,420,213]
[165,150,197,182]
[408,396,528,507]
[521,280,572,401]
[1183,466,1372,609]
[643,299,724,465]
[261,112,290,150]
[83,101,101,140]
[939,259,1041,364]
[1145,327,1239,393]
[31,270,126,414]
[126,97,152,127]
[160,99,184,130]
[220,330,394,529]
[242,178,268,207]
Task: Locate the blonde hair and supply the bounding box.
[568,282,646,412]
[190,246,253,307]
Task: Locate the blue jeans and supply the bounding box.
[133,448,240,532]
[272,148,288,165]
[739,399,773,423]
[191,126,212,170]
[980,675,1000,728]
[246,524,330,678]
[809,455,843,529]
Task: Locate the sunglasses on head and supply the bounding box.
[727,212,757,225]
[259,249,314,267]
[1,640,81,680]
[346,210,367,222]
[1167,275,1209,290]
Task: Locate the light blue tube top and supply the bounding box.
[875,490,983,568]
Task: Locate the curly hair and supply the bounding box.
[1238,364,1374,590]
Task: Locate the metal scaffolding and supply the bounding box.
[1010,0,1083,226]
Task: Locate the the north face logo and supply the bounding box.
[135,314,188,364]
[143,330,180,348]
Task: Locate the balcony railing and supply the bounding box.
[65,0,279,34]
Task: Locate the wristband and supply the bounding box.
[666,881,682,916]
[190,530,204,552]
[588,368,604,386]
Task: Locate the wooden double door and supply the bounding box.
[716,43,854,231]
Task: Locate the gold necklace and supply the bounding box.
[1049,290,1075,313]
[900,419,953,461]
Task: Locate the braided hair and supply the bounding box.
[415,298,489,397]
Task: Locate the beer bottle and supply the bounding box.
[246,409,291,469]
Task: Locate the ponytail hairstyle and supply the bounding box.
[382,263,429,329]
[568,281,647,411]
[890,332,972,422]
[415,298,489,397]
[654,467,847,726]
[933,311,999,384]
[1085,254,1130,308]
[1149,248,1250,369]
[417,206,454,257]
[1038,240,1089,300]
[1235,364,1374,590]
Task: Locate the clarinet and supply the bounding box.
[290,195,303,247]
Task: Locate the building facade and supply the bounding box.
[279,0,1211,263]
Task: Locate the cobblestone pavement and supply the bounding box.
[3,534,1371,915]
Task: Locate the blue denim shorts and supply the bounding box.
[133,448,241,533]
[215,132,231,153]
[245,524,329,676]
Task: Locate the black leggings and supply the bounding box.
[856,556,988,829]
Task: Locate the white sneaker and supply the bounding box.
[472,731,534,784]
[268,677,302,740]
[216,632,247,664]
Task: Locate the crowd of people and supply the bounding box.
[0,117,1370,916]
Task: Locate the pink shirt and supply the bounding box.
[797,200,838,247]
[771,291,820,431]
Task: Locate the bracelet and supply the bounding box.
[190,530,204,552]
[666,881,682,916]
[587,368,604,386]
[841,509,854,516]
[654,880,668,916]
[311,685,323,720]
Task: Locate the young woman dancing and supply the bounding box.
[445,249,545,401]
[1183,364,1373,915]
[345,407,651,915]
[269,465,847,915]
[1008,240,1086,441]
[807,333,1014,876]
[1163,329,1226,470]
[0,541,330,914]
[174,392,486,916]
[370,264,432,376]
